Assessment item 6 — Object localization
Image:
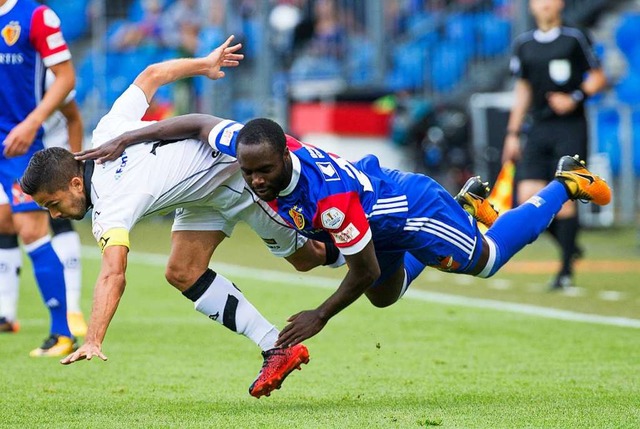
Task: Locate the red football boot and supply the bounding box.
[249,344,310,398]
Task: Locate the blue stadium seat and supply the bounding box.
[74,55,94,104]
[615,12,640,59]
[445,13,477,57]
[476,14,511,57]
[290,54,342,81]
[596,108,621,176]
[633,110,640,175]
[347,36,375,86]
[387,41,430,91]
[242,18,263,59]
[407,13,439,46]
[48,0,89,42]
[430,42,467,92]
[615,73,640,105]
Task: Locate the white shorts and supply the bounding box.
[172,187,307,258]
[0,184,8,205]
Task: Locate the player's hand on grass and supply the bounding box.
[276,309,327,348]
[74,133,130,164]
[60,342,108,365]
[3,117,39,157]
[202,35,244,80]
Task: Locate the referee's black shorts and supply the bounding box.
[518,116,588,182]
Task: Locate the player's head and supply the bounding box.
[530,0,564,25]
[21,148,88,220]
[235,118,291,201]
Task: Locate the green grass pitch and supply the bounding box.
[1,221,639,428]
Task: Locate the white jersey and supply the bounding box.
[42,69,76,149]
[88,84,246,251]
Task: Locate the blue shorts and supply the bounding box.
[360,162,483,284]
[0,148,43,213]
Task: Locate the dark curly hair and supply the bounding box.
[21,147,83,196]
[236,118,286,155]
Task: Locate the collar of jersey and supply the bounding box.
[533,27,561,43]
[0,0,17,16]
[83,160,95,210]
[279,151,301,197]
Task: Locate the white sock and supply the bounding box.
[191,271,279,351]
[0,247,21,321]
[52,231,82,313]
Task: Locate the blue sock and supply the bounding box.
[403,252,427,290]
[484,180,569,276]
[25,237,71,337]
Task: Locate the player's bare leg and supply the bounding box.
[166,230,223,290]
[168,230,309,398]
[365,265,405,308]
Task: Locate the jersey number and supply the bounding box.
[332,157,373,192]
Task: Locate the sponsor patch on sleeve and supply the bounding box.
[46,32,65,50]
[331,223,360,244]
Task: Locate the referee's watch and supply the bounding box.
[570,89,587,103]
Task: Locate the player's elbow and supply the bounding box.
[139,64,161,84]
[291,260,315,272]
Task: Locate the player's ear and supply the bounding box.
[69,176,83,192]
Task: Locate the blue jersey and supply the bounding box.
[0,0,71,212]
[0,0,71,149]
[209,120,482,273]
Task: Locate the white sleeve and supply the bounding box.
[91,193,155,249]
[92,85,151,146]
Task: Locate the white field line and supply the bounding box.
[78,246,640,330]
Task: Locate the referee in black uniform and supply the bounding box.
[502,0,606,289]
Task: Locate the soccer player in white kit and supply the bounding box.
[21,36,340,398]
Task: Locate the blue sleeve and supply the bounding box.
[207,119,244,157]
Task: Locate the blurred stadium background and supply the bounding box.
[54,0,639,231]
[2,2,640,426]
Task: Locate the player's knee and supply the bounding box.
[165,265,198,290]
[17,229,47,245]
[0,212,15,234]
[367,295,397,308]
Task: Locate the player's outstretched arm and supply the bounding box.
[276,241,381,347]
[60,245,129,365]
[134,35,243,103]
[75,113,224,163]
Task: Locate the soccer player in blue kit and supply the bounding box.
[77,115,611,349]
[0,0,76,355]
